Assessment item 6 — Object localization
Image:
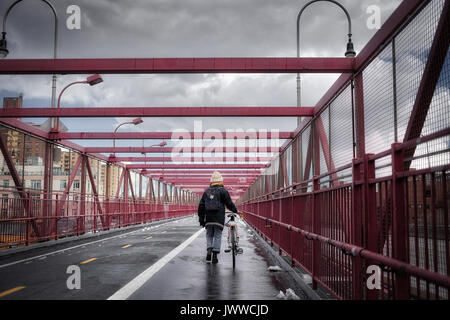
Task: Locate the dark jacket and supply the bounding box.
[198,184,238,229]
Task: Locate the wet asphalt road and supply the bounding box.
[0,215,307,300]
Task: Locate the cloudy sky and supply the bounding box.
[0,0,403,151]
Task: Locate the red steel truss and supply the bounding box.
[0,57,354,74]
[0,106,314,118]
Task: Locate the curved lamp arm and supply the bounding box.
[57,81,88,109]
[112,118,144,156]
[2,0,58,59]
[297,0,353,58]
[296,0,355,110]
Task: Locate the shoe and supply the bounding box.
[206,248,212,262]
[212,252,219,264]
[236,247,243,254]
[224,246,231,253]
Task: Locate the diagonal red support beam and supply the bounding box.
[303,130,313,181]
[0,57,354,74]
[0,132,40,237]
[0,107,314,118]
[403,0,450,169]
[51,131,293,140]
[315,117,338,186]
[85,156,105,227]
[127,171,138,212]
[0,133,24,194]
[115,169,126,199]
[59,154,82,204]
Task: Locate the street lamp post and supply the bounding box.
[148,141,167,180]
[111,118,144,158]
[54,74,103,132]
[296,0,355,124]
[1,0,59,121]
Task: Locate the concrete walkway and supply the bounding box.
[0,215,307,300]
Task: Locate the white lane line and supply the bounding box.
[108,228,204,300]
[0,219,187,270]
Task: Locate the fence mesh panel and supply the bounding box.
[330,85,353,169]
[364,43,395,156]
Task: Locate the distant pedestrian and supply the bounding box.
[198,171,239,264]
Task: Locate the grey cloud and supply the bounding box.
[0,0,402,135]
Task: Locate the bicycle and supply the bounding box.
[224,211,244,269]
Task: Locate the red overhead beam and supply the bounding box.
[174,184,251,187]
[0,107,314,118]
[0,57,354,74]
[155,180,255,185]
[51,131,293,140]
[164,178,255,182]
[86,146,281,153]
[110,156,273,162]
[148,174,259,178]
[145,170,262,175]
[127,164,268,169]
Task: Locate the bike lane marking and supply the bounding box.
[108,228,205,300]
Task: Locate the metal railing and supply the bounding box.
[0,190,196,248]
[241,128,450,300]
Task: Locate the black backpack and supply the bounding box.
[205,187,221,212]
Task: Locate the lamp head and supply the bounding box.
[0,32,8,58]
[132,117,144,125]
[345,38,356,58]
[86,74,103,86]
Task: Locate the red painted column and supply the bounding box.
[311,119,321,290]
[124,169,129,226]
[105,163,111,229]
[351,158,363,299]
[351,154,375,299]
[42,142,54,240]
[365,155,378,300]
[354,73,365,158]
[391,143,410,299]
[79,156,87,235]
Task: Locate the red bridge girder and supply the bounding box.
[0,57,354,74]
[127,164,269,169]
[0,106,314,118]
[88,147,281,153]
[51,131,293,140]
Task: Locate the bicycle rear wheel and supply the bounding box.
[231,227,236,269]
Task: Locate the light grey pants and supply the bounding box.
[206,225,222,253]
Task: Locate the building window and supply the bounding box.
[31,180,41,190]
[73,180,80,190]
[60,180,67,190]
[2,180,9,188]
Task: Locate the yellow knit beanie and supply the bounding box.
[210,171,223,183]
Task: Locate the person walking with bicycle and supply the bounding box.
[198,171,239,264]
